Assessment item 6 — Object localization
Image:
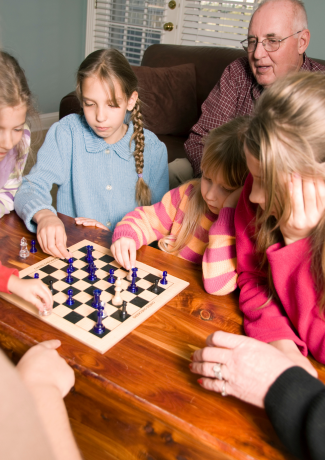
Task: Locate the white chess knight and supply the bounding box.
[112,277,123,306]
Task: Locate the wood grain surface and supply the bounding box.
[1,211,325,460]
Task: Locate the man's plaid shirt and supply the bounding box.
[184,55,325,176]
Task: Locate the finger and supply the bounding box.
[45,228,65,259]
[39,339,61,349]
[121,244,132,270]
[291,174,304,219]
[315,178,325,213]
[302,178,317,217]
[38,283,54,309]
[95,222,109,231]
[111,243,117,260]
[198,377,232,396]
[190,361,229,380]
[37,231,47,255]
[114,242,124,266]
[192,345,231,364]
[55,228,70,259]
[129,242,137,270]
[206,330,249,349]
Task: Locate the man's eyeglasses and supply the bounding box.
[241,30,303,53]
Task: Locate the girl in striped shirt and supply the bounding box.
[112,117,248,295]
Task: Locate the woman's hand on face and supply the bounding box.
[33,210,70,259]
[222,187,243,209]
[190,331,295,408]
[75,217,110,231]
[110,237,136,270]
[280,174,325,245]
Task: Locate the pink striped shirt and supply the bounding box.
[113,181,238,295]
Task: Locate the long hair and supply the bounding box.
[0,52,38,165]
[159,117,248,254]
[244,72,325,315]
[76,49,150,206]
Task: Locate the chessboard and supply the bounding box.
[0,240,189,354]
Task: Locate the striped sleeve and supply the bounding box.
[112,182,195,249]
[0,262,19,294]
[202,207,237,295]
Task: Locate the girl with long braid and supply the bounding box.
[15,49,168,258]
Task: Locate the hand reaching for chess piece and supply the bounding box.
[111,237,136,270]
[7,276,53,313]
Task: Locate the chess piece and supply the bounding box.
[19,237,29,259]
[128,268,138,293]
[100,301,108,319]
[153,279,159,294]
[107,268,115,284]
[88,265,97,281]
[66,289,75,306]
[160,271,168,285]
[126,269,133,281]
[65,267,74,283]
[112,277,123,306]
[34,273,39,279]
[120,300,127,320]
[30,240,37,253]
[93,302,105,335]
[49,280,54,294]
[92,289,102,309]
[68,258,75,272]
[86,245,93,263]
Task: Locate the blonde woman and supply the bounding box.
[112,118,248,296]
[236,72,325,373]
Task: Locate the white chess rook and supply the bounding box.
[112,277,123,306]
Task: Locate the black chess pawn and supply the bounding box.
[30,240,37,253]
[107,268,115,284]
[120,301,127,320]
[153,279,159,294]
[65,267,74,283]
[66,289,75,306]
[49,280,54,294]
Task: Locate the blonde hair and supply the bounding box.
[76,49,150,206]
[244,72,325,314]
[159,117,248,254]
[0,52,38,165]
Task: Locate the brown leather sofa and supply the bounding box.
[59,44,325,163]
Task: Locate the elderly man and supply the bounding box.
[169,0,325,187]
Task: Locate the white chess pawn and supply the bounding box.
[19,237,30,259]
[112,277,123,306]
[127,268,133,281]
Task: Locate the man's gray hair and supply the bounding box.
[252,0,308,30]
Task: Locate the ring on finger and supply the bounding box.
[212,363,223,381]
[221,380,227,397]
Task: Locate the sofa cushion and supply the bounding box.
[131,63,197,136]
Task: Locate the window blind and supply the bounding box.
[181,0,259,48]
[93,0,166,66]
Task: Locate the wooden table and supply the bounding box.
[1,212,324,460]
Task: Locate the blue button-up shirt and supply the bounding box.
[15,114,169,232]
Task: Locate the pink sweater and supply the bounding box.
[235,174,325,364]
[113,181,238,295]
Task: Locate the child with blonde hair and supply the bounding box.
[236,72,325,373]
[15,49,168,259]
[112,118,248,295]
[0,52,52,312]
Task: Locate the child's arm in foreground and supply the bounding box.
[0,261,52,312]
[112,183,193,269]
[14,122,71,259]
[17,340,82,460]
[202,188,242,295]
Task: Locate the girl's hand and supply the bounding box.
[17,340,75,398]
[190,331,296,408]
[222,187,243,209]
[75,217,109,231]
[7,276,53,312]
[33,210,70,259]
[111,237,136,270]
[280,175,325,245]
[269,339,318,378]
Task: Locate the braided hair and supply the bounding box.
[76,49,151,206]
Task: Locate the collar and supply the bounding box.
[82,116,135,161]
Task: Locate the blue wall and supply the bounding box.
[302,0,325,60]
[0,0,87,114]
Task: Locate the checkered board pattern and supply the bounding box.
[0,240,189,354]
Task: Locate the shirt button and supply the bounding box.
[106,221,111,227]
[105,149,110,154]
[106,185,112,190]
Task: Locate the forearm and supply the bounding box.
[28,384,82,460]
